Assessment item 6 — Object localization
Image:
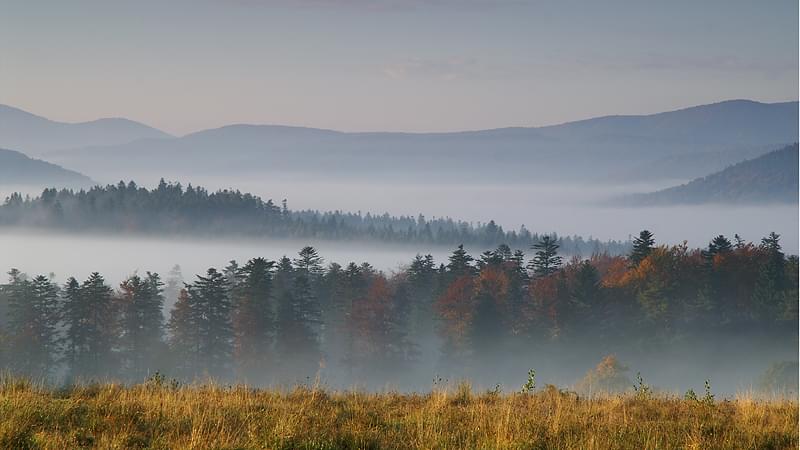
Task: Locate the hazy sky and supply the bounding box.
[1,0,797,135]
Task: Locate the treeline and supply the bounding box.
[0,231,798,383]
[0,180,629,254]
[0,231,796,386]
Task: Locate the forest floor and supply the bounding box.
[0,377,797,449]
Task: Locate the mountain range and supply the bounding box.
[0,99,797,198]
[0,99,790,186]
[0,104,170,156]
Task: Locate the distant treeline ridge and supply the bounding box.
[0,180,629,254]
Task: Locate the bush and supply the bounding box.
[577,355,632,395]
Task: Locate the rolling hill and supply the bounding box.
[0,148,93,187]
[0,104,171,156]
[627,144,799,205]
[11,99,798,185]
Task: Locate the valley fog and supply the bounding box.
[51,176,797,252]
[0,231,455,286]
[0,181,796,396]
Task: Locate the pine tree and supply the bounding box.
[629,230,655,266]
[528,235,562,277]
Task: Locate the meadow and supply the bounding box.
[0,376,796,450]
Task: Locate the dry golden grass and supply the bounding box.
[0,378,796,449]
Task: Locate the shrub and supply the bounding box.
[577,355,632,395]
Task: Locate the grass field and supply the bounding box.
[0,377,797,450]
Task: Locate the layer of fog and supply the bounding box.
[134,176,800,252]
[3,176,797,254]
[0,230,456,287]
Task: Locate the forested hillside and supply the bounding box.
[0,148,93,187]
[630,144,799,205]
[0,231,795,389]
[0,180,628,254]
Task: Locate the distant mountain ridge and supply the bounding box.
[0,148,93,187]
[6,99,798,184]
[0,104,171,156]
[627,144,799,205]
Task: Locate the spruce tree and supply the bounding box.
[528,235,562,277]
[629,230,655,266]
[446,244,474,278]
[704,235,733,262]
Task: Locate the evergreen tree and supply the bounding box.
[167,288,201,377]
[752,232,787,321]
[569,261,600,328]
[704,235,733,262]
[629,230,655,266]
[117,272,165,380]
[69,272,116,379]
[6,271,60,377]
[294,246,324,277]
[232,257,275,381]
[275,257,322,378]
[528,235,562,277]
[61,277,82,373]
[446,244,474,278]
[192,268,233,379]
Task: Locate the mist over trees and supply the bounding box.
[0,180,629,255]
[0,231,795,390]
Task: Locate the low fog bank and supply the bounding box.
[0,231,455,286]
[82,176,800,252]
[3,177,796,251]
[1,233,796,397]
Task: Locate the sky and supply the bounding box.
[0,0,797,135]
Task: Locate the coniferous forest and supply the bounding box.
[0,181,629,255]
[1,230,795,391]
